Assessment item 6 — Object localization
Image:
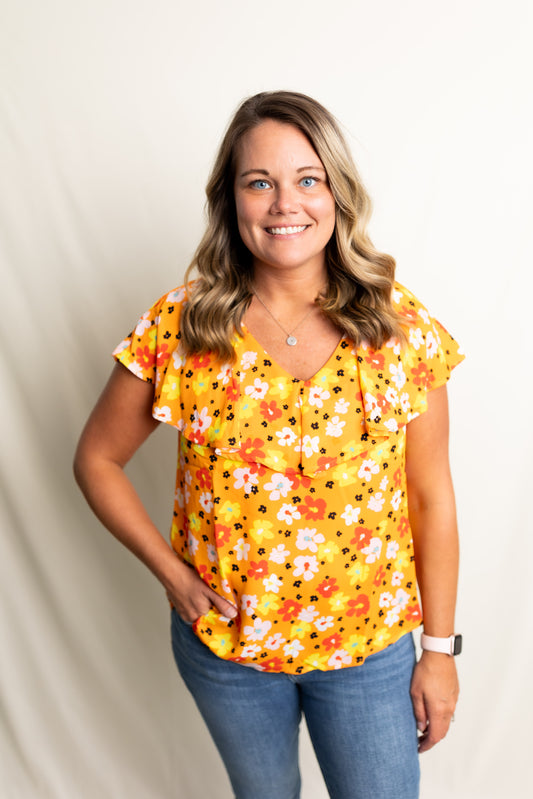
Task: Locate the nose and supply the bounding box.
[270,184,299,215]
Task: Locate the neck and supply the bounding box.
[251,264,328,306]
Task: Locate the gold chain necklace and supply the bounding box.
[254,292,316,347]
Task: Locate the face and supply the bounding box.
[233,119,336,277]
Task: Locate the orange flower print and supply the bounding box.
[278,599,303,621]
[351,527,373,550]
[192,354,211,369]
[373,565,386,587]
[411,362,435,388]
[346,595,370,617]
[215,525,232,547]
[298,496,327,520]
[247,560,269,579]
[156,343,170,367]
[364,350,385,370]
[240,437,266,461]
[196,468,212,489]
[405,603,422,622]
[323,632,343,651]
[317,577,339,598]
[136,345,155,369]
[260,400,283,421]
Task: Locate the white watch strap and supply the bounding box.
[420,633,462,655]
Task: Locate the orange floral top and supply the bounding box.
[113,282,464,674]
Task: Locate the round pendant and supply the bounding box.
[286,335,298,346]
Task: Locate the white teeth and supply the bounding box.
[268,225,307,235]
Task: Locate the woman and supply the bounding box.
[74,90,463,799]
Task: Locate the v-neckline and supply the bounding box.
[240,323,346,383]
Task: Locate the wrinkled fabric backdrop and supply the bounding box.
[1,1,531,797]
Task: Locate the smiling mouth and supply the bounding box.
[266,225,309,235]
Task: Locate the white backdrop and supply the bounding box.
[2,1,532,797]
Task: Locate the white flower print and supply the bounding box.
[298,605,319,623]
[240,351,257,370]
[269,544,290,564]
[233,467,259,493]
[325,416,345,438]
[199,491,213,513]
[364,393,381,422]
[241,594,258,616]
[234,538,250,561]
[293,555,319,581]
[265,633,285,651]
[134,312,152,336]
[217,364,232,385]
[153,406,172,423]
[166,287,186,303]
[393,588,410,610]
[295,528,325,552]
[409,327,424,350]
[276,427,297,447]
[391,571,404,586]
[264,473,293,501]
[358,459,379,480]
[419,308,430,325]
[334,398,350,414]
[391,489,402,511]
[245,378,269,400]
[243,617,272,641]
[263,574,283,593]
[426,329,440,358]
[295,435,319,457]
[362,536,382,563]
[220,578,232,595]
[386,540,400,560]
[384,418,399,433]
[379,476,389,491]
[207,544,218,563]
[191,406,212,435]
[385,608,400,627]
[283,640,305,658]
[188,533,199,556]
[172,346,187,369]
[392,288,403,303]
[277,504,301,525]
[314,615,335,632]
[389,362,407,389]
[385,386,399,406]
[341,504,361,526]
[399,392,411,412]
[328,650,352,669]
[367,492,385,512]
[128,362,145,379]
[241,644,261,658]
[379,591,393,608]
[309,386,330,408]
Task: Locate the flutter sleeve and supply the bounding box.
[112,285,187,427]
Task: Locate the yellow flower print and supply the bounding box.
[374,627,392,647]
[219,500,241,522]
[303,653,329,670]
[265,449,288,470]
[161,376,180,401]
[269,377,292,400]
[250,519,274,542]
[290,620,312,640]
[188,513,202,533]
[317,540,340,563]
[347,561,370,585]
[256,592,281,615]
[341,439,364,458]
[192,371,210,395]
[313,367,334,389]
[394,550,410,570]
[328,592,350,612]
[345,633,366,655]
[211,633,234,657]
[239,396,256,419]
[332,463,359,486]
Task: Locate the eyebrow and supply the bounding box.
[239,165,326,178]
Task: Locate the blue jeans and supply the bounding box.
[171,609,419,799]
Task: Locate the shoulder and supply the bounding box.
[391,282,431,324]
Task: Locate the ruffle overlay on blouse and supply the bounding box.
[113,283,464,479]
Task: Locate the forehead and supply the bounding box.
[235,119,323,171]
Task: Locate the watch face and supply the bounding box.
[453,635,463,656]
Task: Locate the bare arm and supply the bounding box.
[73,362,237,622]
[406,384,459,752]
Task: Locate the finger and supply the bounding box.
[207,588,238,619]
[410,692,428,733]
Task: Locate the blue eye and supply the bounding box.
[251,179,270,190]
[300,177,317,188]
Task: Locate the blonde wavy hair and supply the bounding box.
[181,90,403,360]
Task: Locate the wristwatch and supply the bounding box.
[420,633,462,656]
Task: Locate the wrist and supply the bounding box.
[420,631,462,656]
